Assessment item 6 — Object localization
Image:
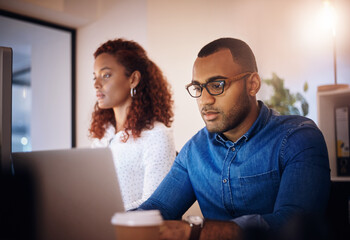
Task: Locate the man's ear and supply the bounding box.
[129,70,141,88]
[247,73,261,97]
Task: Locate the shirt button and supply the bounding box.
[231,147,235,151]
[223,179,228,183]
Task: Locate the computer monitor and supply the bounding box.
[0,46,12,174]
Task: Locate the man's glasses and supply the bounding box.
[185,72,252,98]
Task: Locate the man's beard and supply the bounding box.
[204,90,251,134]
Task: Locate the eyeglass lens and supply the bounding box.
[187,81,224,97]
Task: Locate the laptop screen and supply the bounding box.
[12,147,124,240]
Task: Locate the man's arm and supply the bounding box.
[139,155,243,240]
[138,160,197,219]
[160,220,242,240]
[262,126,331,229]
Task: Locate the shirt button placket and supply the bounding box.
[222,144,237,215]
[221,145,236,212]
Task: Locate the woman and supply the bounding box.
[89,38,176,210]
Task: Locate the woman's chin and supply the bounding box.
[97,101,110,109]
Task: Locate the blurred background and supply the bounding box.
[0,0,349,152]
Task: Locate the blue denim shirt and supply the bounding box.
[139,101,330,229]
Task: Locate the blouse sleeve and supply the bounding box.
[125,124,176,209]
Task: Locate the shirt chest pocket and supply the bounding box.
[238,170,280,214]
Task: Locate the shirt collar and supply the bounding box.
[214,100,270,146]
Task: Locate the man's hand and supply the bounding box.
[201,220,242,240]
[159,220,242,240]
[160,220,191,240]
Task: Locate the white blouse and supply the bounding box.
[92,122,176,210]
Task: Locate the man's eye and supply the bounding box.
[210,82,224,89]
[192,85,201,91]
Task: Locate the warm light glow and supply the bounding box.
[321,0,337,36]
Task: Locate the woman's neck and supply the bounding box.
[113,101,131,133]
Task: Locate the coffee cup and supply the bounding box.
[111,210,163,240]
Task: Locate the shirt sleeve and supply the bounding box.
[138,151,197,220]
[126,126,176,210]
[261,125,331,229]
[232,214,269,229]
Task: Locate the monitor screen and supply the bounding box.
[0,46,12,174]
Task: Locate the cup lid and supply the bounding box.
[111,210,163,226]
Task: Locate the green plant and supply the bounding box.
[263,73,309,116]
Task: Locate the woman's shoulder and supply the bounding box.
[140,121,173,139]
[154,121,172,130]
[140,122,176,159]
[91,125,116,147]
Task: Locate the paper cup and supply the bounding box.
[111,210,163,240]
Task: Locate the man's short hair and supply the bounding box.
[197,38,258,72]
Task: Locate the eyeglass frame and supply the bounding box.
[185,72,253,98]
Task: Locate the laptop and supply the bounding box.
[11,147,125,240]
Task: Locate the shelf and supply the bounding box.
[317,87,350,178]
[317,87,350,97]
[331,176,350,182]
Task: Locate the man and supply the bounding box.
[138,38,330,239]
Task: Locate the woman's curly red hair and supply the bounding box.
[89,39,174,142]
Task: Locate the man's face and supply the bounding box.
[192,49,252,134]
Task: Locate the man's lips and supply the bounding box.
[202,111,219,121]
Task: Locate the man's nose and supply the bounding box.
[198,87,215,105]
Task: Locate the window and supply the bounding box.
[0,10,76,152]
